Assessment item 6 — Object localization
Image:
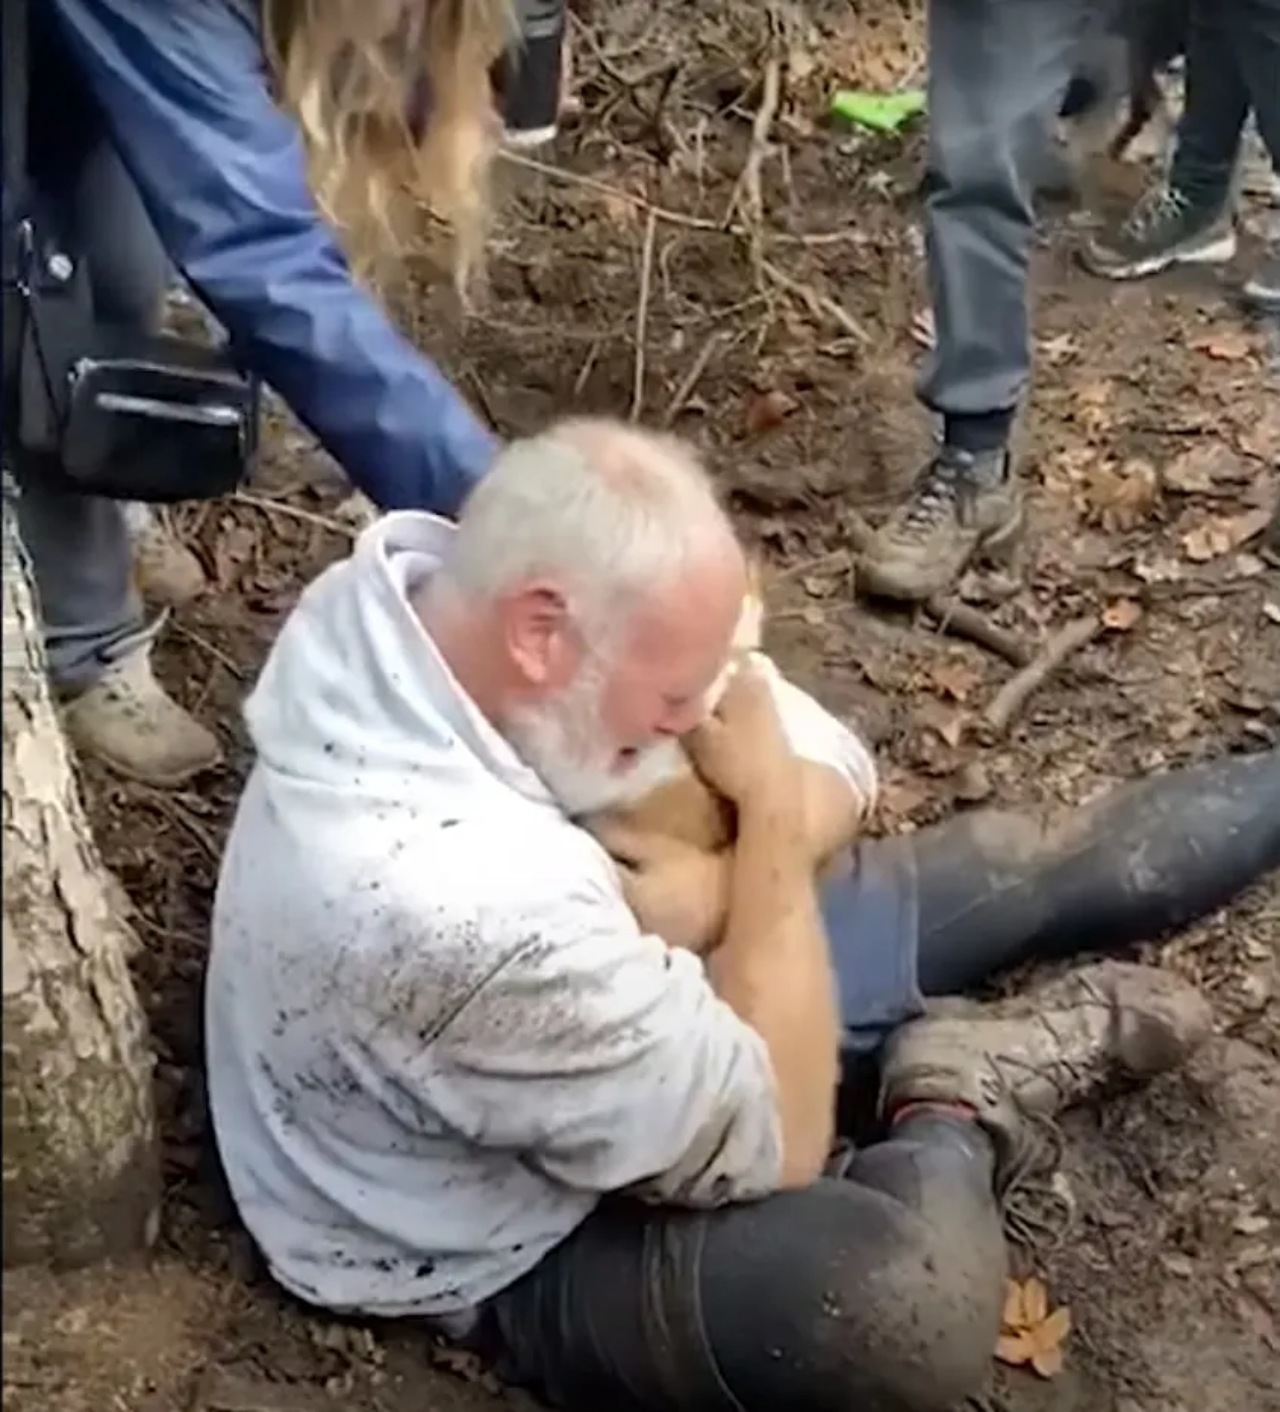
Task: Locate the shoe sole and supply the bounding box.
[1242,283,1280,317]
[1083,229,1238,282]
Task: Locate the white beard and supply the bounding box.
[504,658,686,818]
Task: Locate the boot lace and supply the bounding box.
[895,454,965,540]
[1121,182,1192,244]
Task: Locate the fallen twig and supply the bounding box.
[843,512,1032,664]
[661,330,726,427]
[233,490,355,539]
[724,54,782,261]
[923,597,1031,667]
[574,338,603,396]
[630,208,658,422]
[983,616,1102,735]
[760,258,870,344]
[498,150,870,246]
[168,619,246,681]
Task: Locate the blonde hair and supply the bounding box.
[263,0,514,289]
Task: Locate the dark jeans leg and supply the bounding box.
[487,1112,1005,1412]
[14,138,167,691]
[907,749,1280,996]
[1170,0,1252,207]
[820,748,1280,1057]
[919,0,1090,422]
[1231,0,1280,173]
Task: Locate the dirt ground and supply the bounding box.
[5,5,1278,1411]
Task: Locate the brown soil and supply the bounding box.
[5,5,1278,1411]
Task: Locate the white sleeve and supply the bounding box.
[754,653,879,818]
[366,886,784,1208]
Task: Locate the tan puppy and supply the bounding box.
[585,565,765,856]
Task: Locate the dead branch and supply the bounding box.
[661,330,726,428]
[232,490,356,539]
[574,339,603,396]
[724,54,782,252]
[498,150,869,246]
[923,598,1031,667]
[630,208,659,422]
[760,259,870,344]
[983,616,1102,735]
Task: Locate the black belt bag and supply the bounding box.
[12,218,260,503]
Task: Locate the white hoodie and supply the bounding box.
[207,513,878,1318]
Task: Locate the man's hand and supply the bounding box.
[591,821,730,954]
[685,657,801,812]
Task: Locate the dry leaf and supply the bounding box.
[1072,379,1114,436]
[1102,598,1143,632]
[1022,1276,1048,1328]
[1191,328,1255,361]
[1163,443,1244,494]
[996,1331,1035,1365]
[930,657,983,703]
[878,774,929,822]
[1182,507,1274,562]
[1031,1342,1065,1380]
[1038,332,1078,364]
[995,1278,1071,1380]
[1081,458,1159,530]
[1002,1279,1027,1331]
[1131,553,1185,585]
[213,521,258,591]
[745,388,800,436]
[598,189,640,227]
[1239,402,1280,462]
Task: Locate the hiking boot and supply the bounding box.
[881,961,1213,1161]
[125,505,207,608]
[1081,182,1236,280]
[1243,246,1280,316]
[857,446,1023,601]
[63,650,222,787]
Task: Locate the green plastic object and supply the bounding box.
[830,88,927,134]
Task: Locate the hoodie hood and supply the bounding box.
[243,512,552,808]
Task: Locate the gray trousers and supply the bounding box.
[919,0,1092,422]
[15,139,168,692]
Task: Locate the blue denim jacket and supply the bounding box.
[46,0,499,515]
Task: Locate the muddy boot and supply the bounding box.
[1080,181,1235,281]
[1243,244,1280,317]
[909,749,1280,996]
[857,446,1023,601]
[881,961,1213,1160]
[124,505,207,608]
[63,650,222,787]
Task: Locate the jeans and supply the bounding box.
[15,25,168,692]
[479,750,1280,1412]
[1171,0,1280,208]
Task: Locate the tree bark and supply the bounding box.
[2,484,161,1268]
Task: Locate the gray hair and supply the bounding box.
[440,418,736,647]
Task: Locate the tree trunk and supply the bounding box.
[2,485,161,1268]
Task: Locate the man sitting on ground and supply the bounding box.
[208,417,1280,1412]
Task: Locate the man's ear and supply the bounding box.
[503,581,579,688]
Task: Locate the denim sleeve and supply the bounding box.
[47,0,499,515]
